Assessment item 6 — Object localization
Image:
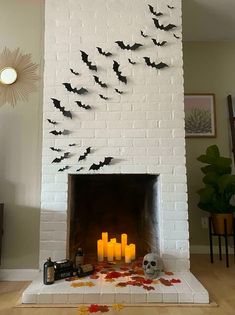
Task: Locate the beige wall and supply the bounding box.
[0,0,44,268]
[183,42,235,246]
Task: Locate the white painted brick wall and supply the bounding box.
[40,0,189,271]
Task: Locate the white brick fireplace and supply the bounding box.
[40,0,189,272]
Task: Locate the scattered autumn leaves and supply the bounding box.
[78,304,124,315]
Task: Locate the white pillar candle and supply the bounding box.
[125,245,131,263]
[97,239,104,262]
[114,242,121,260]
[102,232,108,258]
[121,233,127,257]
[129,243,136,260]
[107,242,114,262]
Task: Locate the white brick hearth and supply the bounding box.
[22,271,209,304]
[40,0,189,274]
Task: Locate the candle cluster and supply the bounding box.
[97,232,136,263]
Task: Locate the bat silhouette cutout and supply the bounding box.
[47,118,57,125]
[152,38,167,46]
[63,83,88,95]
[80,50,97,71]
[50,129,69,136]
[75,101,91,110]
[115,41,143,51]
[93,75,107,88]
[174,33,180,39]
[99,94,109,100]
[97,47,112,57]
[76,167,84,172]
[128,58,136,65]
[140,30,148,38]
[52,152,70,163]
[58,166,70,172]
[89,157,113,170]
[78,147,91,161]
[148,4,163,16]
[113,60,127,84]
[51,98,72,119]
[70,68,79,76]
[152,18,177,31]
[50,147,62,152]
[69,143,76,147]
[115,88,123,94]
[167,5,175,9]
[143,57,169,70]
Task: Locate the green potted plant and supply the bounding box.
[197,144,235,234]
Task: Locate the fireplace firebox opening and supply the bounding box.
[67,174,159,262]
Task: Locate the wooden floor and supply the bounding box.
[0,254,235,315]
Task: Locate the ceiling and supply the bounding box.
[182,0,235,41]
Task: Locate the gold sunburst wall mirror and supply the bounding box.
[0,48,39,107]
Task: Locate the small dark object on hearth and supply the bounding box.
[43,257,55,285]
[75,248,84,267]
[77,264,94,277]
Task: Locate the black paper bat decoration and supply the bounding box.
[51,98,72,119]
[75,101,91,110]
[97,47,112,57]
[148,4,163,16]
[58,166,70,172]
[80,50,97,71]
[70,68,79,76]
[78,147,91,161]
[115,41,143,51]
[174,34,180,39]
[69,143,76,147]
[77,167,84,172]
[93,75,107,88]
[52,152,70,163]
[143,57,169,70]
[50,129,69,136]
[115,88,123,94]
[47,118,57,125]
[50,147,62,152]
[99,94,109,100]
[140,30,148,38]
[89,157,113,170]
[167,5,175,9]
[152,18,177,31]
[152,38,167,46]
[128,58,136,65]
[63,83,88,95]
[113,61,127,84]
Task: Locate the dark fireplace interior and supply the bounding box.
[67,174,159,262]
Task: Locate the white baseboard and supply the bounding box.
[0,269,40,281]
[190,245,234,254]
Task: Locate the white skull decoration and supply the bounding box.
[142,253,160,279]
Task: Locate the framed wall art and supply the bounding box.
[184,94,216,138]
